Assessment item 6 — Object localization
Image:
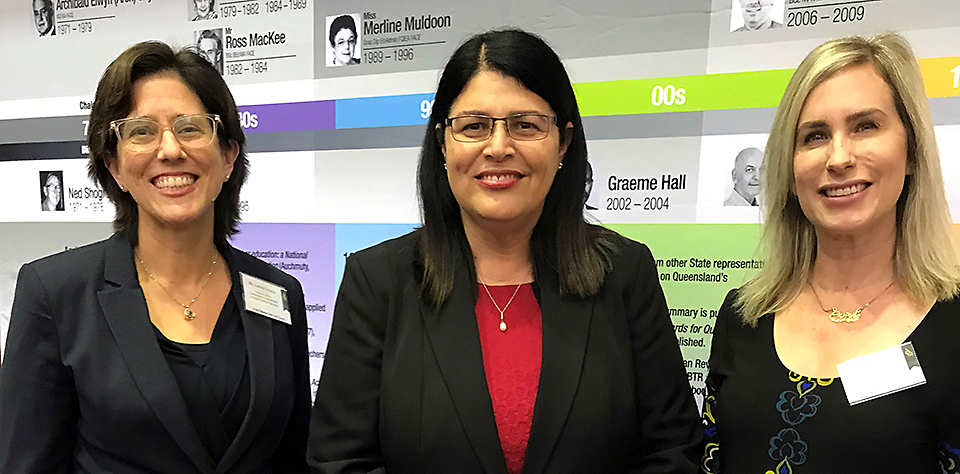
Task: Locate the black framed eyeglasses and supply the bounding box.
[444,113,557,142]
[110,114,221,153]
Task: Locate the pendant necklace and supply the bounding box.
[478,276,523,332]
[137,253,218,321]
[808,280,895,323]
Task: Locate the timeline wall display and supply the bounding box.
[3,0,960,404]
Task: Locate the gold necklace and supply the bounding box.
[808,280,895,323]
[137,253,218,321]
[478,276,523,332]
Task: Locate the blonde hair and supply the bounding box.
[737,32,960,325]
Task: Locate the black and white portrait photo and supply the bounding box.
[40,171,64,212]
[724,147,762,206]
[584,161,597,210]
[195,29,224,75]
[33,0,56,37]
[190,0,218,21]
[326,14,361,67]
[730,0,784,32]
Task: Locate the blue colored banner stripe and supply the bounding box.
[335,93,435,129]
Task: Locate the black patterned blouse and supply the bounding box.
[702,290,960,474]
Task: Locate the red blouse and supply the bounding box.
[475,283,542,474]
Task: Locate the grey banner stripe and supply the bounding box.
[5,96,960,160]
[583,111,705,140]
[0,116,88,144]
[246,125,427,152]
[929,97,960,126]
[701,108,778,136]
[702,96,960,135]
[0,141,86,161]
[0,112,707,159]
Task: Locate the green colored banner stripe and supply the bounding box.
[574,69,796,116]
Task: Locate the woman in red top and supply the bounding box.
[308,28,701,474]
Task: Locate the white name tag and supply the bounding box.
[240,272,291,325]
[836,342,925,405]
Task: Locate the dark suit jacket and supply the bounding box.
[0,234,310,474]
[308,231,701,473]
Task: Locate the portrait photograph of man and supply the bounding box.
[325,14,361,67]
[33,0,56,37]
[190,0,218,21]
[195,29,224,75]
[724,147,762,206]
[730,0,784,32]
[40,171,64,212]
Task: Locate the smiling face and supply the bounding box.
[732,148,763,202]
[194,0,211,16]
[442,70,570,231]
[739,0,773,29]
[333,28,357,65]
[793,63,908,237]
[108,72,237,234]
[43,173,61,206]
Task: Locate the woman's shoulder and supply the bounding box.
[347,229,419,268]
[933,295,960,312]
[712,287,764,339]
[592,226,649,266]
[22,235,117,282]
[333,231,421,309]
[13,236,120,317]
[921,295,960,334]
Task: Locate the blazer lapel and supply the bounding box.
[522,266,593,474]
[215,246,276,474]
[421,262,508,474]
[97,235,215,474]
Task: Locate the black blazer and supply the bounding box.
[308,231,701,473]
[0,234,310,474]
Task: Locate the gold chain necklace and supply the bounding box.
[478,276,523,332]
[137,253,218,321]
[808,280,895,323]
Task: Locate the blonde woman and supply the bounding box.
[701,33,960,473]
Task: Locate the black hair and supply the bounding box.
[417,28,622,306]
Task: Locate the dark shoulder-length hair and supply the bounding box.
[87,40,248,246]
[417,28,623,307]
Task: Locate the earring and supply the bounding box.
[118,184,125,192]
[225,174,231,182]
[558,162,563,170]
[443,163,447,171]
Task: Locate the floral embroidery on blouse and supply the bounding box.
[775,373,832,426]
[701,393,719,473]
[941,442,960,474]
[700,371,834,473]
[762,373,832,472]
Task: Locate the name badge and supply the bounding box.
[836,342,925,405]
[240,272,291,325]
